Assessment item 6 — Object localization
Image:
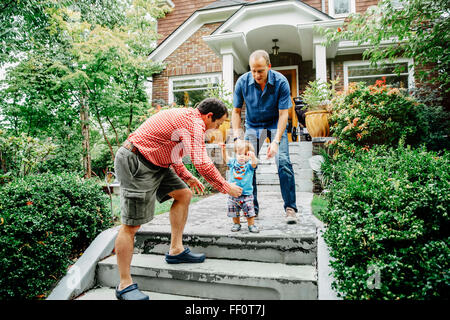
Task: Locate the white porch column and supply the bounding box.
[315,44,327,82]
[221,50,234,96]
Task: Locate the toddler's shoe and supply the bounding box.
[248,225,259,233]
[231,223,241,232]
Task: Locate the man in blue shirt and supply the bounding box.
[231,50,298,224]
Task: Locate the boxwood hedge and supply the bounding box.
[321,144,449,299]
[0,173,113,300]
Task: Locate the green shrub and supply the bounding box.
[329,81,427,157]
[0,173,113,300]
[321,144,449,299]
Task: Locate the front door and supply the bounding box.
[274,67,299,142]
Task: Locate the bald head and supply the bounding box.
[249,50,271,87]
[249,50,271,66]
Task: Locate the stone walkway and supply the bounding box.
[139,191,318,238]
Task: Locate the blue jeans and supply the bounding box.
[244,128,297,214]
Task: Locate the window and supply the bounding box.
[343,59,414,90]
[390,0,405,9]
[169,73,221,107]
[329,0,355,17]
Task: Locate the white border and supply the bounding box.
[328,0,355,18]
[168,72,222,104]
[343,58,415,90]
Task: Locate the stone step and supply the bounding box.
[256,161,311,172]
[258,183,313,193]
[257,169,313,182]
[97,254,318,300]
[259,142,312,154]
[76,286,207,300]
[134,230,316,265]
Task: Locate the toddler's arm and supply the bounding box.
[219,143,228,164]
[248,151,258,168]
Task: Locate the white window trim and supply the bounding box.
[168,73,222,104]
[343,58,415,90]
[328,0,356,18]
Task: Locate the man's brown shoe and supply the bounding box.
[285,207,298,224]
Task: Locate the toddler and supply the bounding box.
[220,140,259,233]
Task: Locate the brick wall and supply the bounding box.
[152,22,223,104]
[356,0,380,13]
[303,0,322,11]
[157,0,216,45]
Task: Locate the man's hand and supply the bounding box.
[266,141,279,159]
[227,183,243,198]
[186,177,205,195]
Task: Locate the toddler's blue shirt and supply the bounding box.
[227,158,255,195]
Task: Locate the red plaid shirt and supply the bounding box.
[128,108,230,194]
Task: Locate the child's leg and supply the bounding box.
[247,216,255,226]
[232,217,240,224]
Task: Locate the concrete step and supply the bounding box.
[97,254,318,300]
[76,286,207,300]
[134,230,316,265]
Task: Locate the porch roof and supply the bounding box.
[149,0,350,71]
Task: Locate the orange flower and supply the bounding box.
[353,117,360,126]
[26,201,33,206]
[0,217,3,225]
[356,133,362,140]
[362,145,370,151]
[337,27,342,32]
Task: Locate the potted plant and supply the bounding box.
[301,79,337,137]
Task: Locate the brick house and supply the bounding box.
[149,0,415,141]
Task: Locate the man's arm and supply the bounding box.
[267,108,289,159]
[267,78,292,159]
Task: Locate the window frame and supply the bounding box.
[343,58,415,90]
[328,0,356,18]
[168,73,222,105]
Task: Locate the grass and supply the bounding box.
[311,193,328,222]
[108,193,208,226]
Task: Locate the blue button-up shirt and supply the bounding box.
[233,69,292,129]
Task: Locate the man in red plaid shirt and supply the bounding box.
[113,98,242,300]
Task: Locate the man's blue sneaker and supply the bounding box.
[165,247,206,264]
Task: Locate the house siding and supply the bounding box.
[153,22,223,104]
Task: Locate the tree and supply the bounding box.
[1,0,170,178]
[320,0,450,93]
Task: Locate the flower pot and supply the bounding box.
[304,110,330,137]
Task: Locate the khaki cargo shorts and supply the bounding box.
[114,146,188,226]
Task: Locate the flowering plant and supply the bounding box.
[328,79,426,158]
